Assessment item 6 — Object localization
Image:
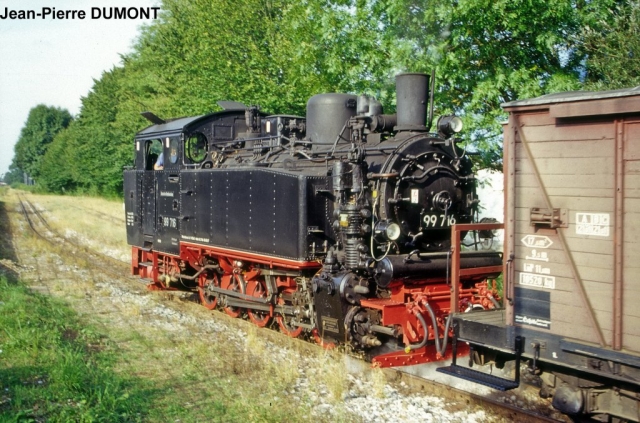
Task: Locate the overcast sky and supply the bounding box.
[0,0,158,177]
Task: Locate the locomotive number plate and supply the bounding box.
[422,213,456,229]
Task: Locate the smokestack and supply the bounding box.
[395,73,429,131]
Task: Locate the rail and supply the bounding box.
[450,222,504,313]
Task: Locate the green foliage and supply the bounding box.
[38,67,144,195]
[371,0,602,169]
[10,0,635,193]
[582,1,640,89]
[13,105,72,181]
[38,124,79,193]
[3,163,24,186]
[126,0,390,115]
[31,0,396,196]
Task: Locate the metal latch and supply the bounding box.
[530,207,568,229]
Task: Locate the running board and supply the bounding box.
[437,336,523,391]
[436,364,520,391]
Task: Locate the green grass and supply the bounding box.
[0,275,151,422]
[0,191,339,422]
[0,274,331,422]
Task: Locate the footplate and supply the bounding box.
[436,365,519,391]
[437,335,523,391]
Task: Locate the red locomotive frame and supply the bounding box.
[131,222,504,367]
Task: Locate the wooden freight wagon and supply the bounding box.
[503,89,640,352]
[439,87,640,421]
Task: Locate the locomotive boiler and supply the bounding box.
[124,73,503,366]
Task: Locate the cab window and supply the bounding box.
[169,138,179,164]
[145,139,163,170]
[185,133,208,164]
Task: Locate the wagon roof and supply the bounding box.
[502,86,640,109]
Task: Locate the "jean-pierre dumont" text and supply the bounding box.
[0,7,161,20]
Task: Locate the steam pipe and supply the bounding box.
[406,309,429,351]
[427,69,435,132]
[423,300,454,356]
[162,264,220,282]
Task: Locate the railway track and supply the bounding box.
[64,202,126,225]
[14,192,566,422]
[18,194,130,270]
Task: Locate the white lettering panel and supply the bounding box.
[519,272,556,289]
[521,235,553,249]
[576,212,610,237]
[525,249,549,262]
[411,189,419,204]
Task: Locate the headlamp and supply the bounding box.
[375,220,402,241]
[437,115,463,137]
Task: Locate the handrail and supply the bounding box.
[450,223,504,313]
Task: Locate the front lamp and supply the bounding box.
[375,220,402,241]
[437,115,463,137]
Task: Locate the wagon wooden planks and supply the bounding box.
[503,90,640,352]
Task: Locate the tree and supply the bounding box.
[35,0,394,195]
[124,0,390,117]
[3,162,24,186]
[582,1,640,89]
[13,105,72,180]
[38,124,79,193]
[365,0,613,169]
[24,0,631,195]
[39,67,143,195]
[69,67,135,195]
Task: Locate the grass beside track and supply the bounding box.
[0,188,560,423]
[0,275,149,422]
[0,274,326,422]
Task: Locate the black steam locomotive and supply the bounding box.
[124,73,502,365]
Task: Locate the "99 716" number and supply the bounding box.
[423,214,456,228]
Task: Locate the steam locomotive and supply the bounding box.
[124,73,502,366]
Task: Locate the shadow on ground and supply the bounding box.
[0,198,20,283]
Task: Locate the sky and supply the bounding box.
[0,0,158,177]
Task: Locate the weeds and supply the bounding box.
[0,275,150,421]
[310,350,350,402]
[369,366,387,398]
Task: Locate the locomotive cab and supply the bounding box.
[126,115,205,255]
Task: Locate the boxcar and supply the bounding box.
[439,87,640,422]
